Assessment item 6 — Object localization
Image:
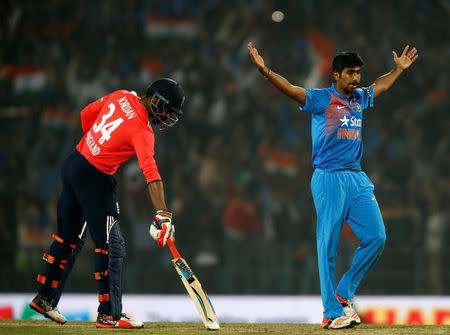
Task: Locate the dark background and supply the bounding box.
[0,0,448,296]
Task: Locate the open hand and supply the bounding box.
[392,45,418,70]
[248,42,265,70]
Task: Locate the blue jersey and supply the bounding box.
[299,84,374,171]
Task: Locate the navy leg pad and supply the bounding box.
[53,231,87,307]
[108,220,126,320]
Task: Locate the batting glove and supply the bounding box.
[149,210,173,248]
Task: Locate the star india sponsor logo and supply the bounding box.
[338,115,362,140]
[339,115,362,127]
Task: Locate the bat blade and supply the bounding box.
[171,257,220,330]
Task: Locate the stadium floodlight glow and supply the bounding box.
[271,10,284,22]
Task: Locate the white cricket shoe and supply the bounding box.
[96,313,144,328]
[336,292,361,325]
[30,294,67,324]
[342,299,361,324]
[321,315,357,329]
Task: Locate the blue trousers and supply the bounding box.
[311,169,386,319]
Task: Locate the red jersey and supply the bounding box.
[76,90,161,183]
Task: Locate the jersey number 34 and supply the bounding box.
[92,103,124,144]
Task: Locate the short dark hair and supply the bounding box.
[332,52,364,73]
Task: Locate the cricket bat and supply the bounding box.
[167,239,220,330]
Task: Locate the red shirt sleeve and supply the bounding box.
[80,94,110,133]
[132,129,161,183]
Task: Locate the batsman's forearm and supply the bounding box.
[260,67,306,104]
[147,180,167,210]
[372,66,404,97]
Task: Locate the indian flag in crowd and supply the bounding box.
[145,16,197,38]
[1,65,48,93]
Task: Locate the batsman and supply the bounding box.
[30,78,185,328]
[249,42,418,329]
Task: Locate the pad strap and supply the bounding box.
[42,253,55,264]
[95,248,109,255]
[53,234,76,249]
[98,294,110,302]
[36,274,59,288]
[37,274,46,284]
[94,270,109,280]
[43,252,68,270]
[59,259,68,270]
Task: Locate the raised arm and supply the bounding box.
[371,45,418,98]
[248,42,307,105]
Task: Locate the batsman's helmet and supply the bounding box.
[146,78,185,129]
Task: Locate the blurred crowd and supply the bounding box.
[0,0,448,295]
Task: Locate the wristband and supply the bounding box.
[156,209,172,219]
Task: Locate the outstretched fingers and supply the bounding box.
[248,42,257,56]
[248,42,265,69]
[407,47,417,59]
[248,43,258,56]
[401,45,409,56]
[394,45,419,67]
[248,42,261,64]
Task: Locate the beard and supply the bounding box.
[344,83,358,94]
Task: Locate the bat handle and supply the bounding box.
[167,239,181,259]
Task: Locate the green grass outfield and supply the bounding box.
[0,320,448,335]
